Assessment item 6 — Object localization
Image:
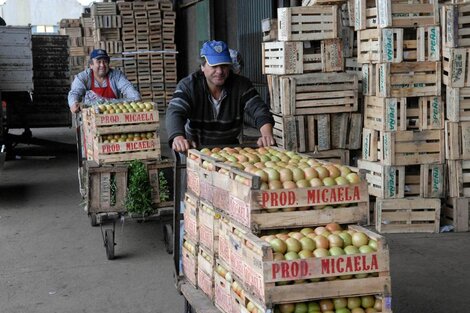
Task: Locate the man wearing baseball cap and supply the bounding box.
[68,49,141,113]
[166,40,275,152]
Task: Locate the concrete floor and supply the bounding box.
[1,127,469,313]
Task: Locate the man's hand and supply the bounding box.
[172,135,194,153]
[70,103,81,113]
[257,123,275,147]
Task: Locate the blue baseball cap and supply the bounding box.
[200,41,232,66]
[90,49,109,60]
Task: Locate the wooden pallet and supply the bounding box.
[364,96,444,132]
[261,18,277,42]
[268,72,358,115]
[445,121,470,160]
[93,15,122,28]
[442,197,470,232]
[278,5,339,41]
[358,159,445,199]
[377,61,441,97]
[363,128,445,165]
[447,86,470,122]
[355,0,438,30]
[358,26,440,64]
[262,39,343,74]
[443,47,470,87]
[442,3,470,48]
[375,197,441,233]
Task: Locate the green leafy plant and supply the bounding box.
[125,160,153,215]
[159,171,170,202]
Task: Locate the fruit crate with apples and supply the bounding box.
[442,3,470,48]
[198,201,220,254]
[268,72,358,115]
[364,96,444,132]
[357,26,440,64]
[375,197,441,233]
[354,0,438,30]
[445,121,470,160]
[273,112,362,153]
[183,192,199,243]
[362,128,445,165]
[262,39,344,75]
[182,237,198,288]
[357,160,445,199]
[220,220,391,306]
[446,86,470,122]
[376,61,441,98]
[442,197,470,232]
[443,47,470,88]
[277,6,339,42]
[213,267,233,313]
[197,245,215,300]
[85,161,128,214]
[448,160,470,197]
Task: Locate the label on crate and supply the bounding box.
[430,97,441,128]
[266,253,383,282]
[428,26,440,61]
[229,235,245,279]
[218,229,230,266]
[182,250,196,286]
[381,29,395,63]
[100,139,157,154]
[213,187,229,212]
[200,180,213,203]
[244,263,264,300]
[199,224,214,252]
[187,169,200,195]
[215,278,231,313]
[95,111,158,126]
[258,184,362,209]
[451,51,464,85]
[385,98,398,131]
[197,268,213,298]
[378,64,387,96]
[229,195,250,227]
[386,167,397,198]
[362,64,369,95]
[431,166,442,195]
[184,211,197,241]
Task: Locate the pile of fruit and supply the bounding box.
[95,101,155,114]
[100,131,156,143]
[274,296,384,313]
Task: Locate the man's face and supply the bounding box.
[90,58,110,78]
[201,63,230,87]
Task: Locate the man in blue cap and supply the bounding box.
[166,40,275,152]
[68,49,141,113]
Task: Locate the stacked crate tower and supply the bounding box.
[81,14,95,59]
[355,0,444,233]
[59,18,86,81]
[262,4,362,165]
[441,2,470,232]
[181,145,393,313]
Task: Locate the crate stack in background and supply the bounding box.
[59,18,87,81]
[161,3,177,108]
[354,0,444,233]
[441,2,470,232]
[90,2,123,71]
[263,4,362,165]
[181,147,393,313]
[81,14,95,57]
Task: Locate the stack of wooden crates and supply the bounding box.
[59,19,87,80]
[355,0,444,233]
[182,148,393,312]
[263,4,362,165]
[441,2,470,232]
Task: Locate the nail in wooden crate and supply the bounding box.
[262,39,343,75]
[268,72,358,115]
[446,86,470,122]
[364,96,444,132]
[443,47,470,87]
[362,128,445,165]
[377,62,441,97]
[355,0,438,30]
[442,197,469,232]
[445,121,470,160]
[448,160,470,198]
[261,18,277,42]
[277,5,339,41]
[375,197,441,233]
[85,161,128,214]
[442,3,470,48]
[358,27,440,64]
[358,159,445,199]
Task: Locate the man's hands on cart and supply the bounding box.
[70,102,81,113]
[172,135,196,153]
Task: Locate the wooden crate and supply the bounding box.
[224,221,391,305]
[375,197,441,233]
[357,26,440,64]
[377,62,441,97]
[361,63,376,96]
[183,192,199,242]
[306,149,350,165]
[364,96,444,132]
[261,18,278,42]
[442,4,470,48]
[445,121,470,160]
[443,47,470,87]
[442,197,470,232]
[85,161,128,214]
[262,39,343,75]
[358,160,445,199]
[269,72,358,115]
[362,129,445,165]
[198,201,220,253]
[213,269,233,313]
[448,160,470,197]
[91,2,117,16]
[278,5,339,41]
[146,159,174,208]
[447,86,470,122]
[197,246,215,300]
[355,0,438,30]
[182,237,198,288]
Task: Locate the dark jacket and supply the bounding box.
[166,70,274,146]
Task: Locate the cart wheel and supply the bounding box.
[90,213,98,227]
[163,223,173,254]
[104,229,115,260]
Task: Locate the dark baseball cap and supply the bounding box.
[200,41,232,66]
[90,49,109,60]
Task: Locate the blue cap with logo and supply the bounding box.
[200,41,232,66]
[90,49,110,60]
